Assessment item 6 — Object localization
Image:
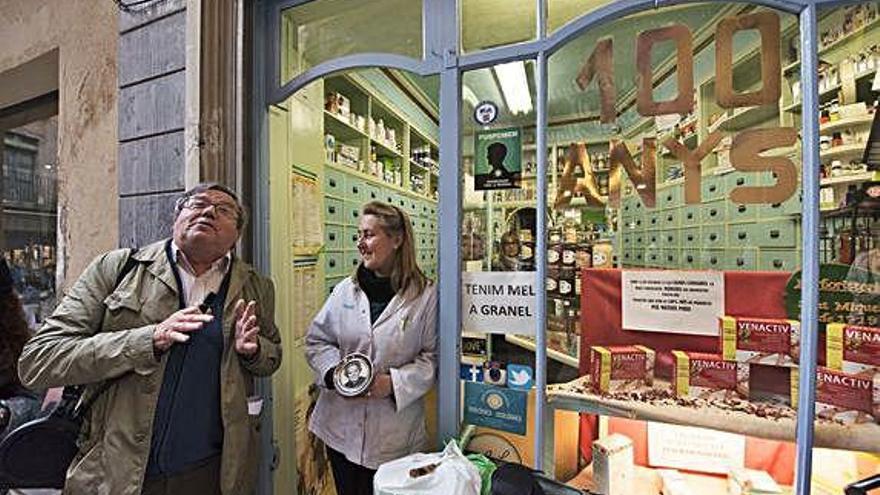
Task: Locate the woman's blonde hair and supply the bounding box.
[356,201,429,300]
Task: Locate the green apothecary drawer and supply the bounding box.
[701,175,725,201]
[700,200,726,224]
[726,248,758,271]
[659,185,682,209]
[633,249,645,266]
[759,190,802,219]
[682,205,700,225]
[645,231,661,248]
[662,208,681,229]
[417,234,429,249]
[622,232,634,249]
[726,170,763,191]
[324,250,345,277]
[364,184,381,202]
[407,196,420,216]
[344,200,362,225]
[381,189,396,205]
[645,249,663,267]
[702,249,724,270]
[661,229,680,248]
[727,202,758,223]
[325,197,344,224]
[681,249,701,269]
[728,223,755,248]
[646,211,663,231]
[702,226,726,249]
[633,232,646,248]
[621,250,634,266]
[681,227,701,246]
[345,251,362,273]
[346,178,367,202]
[394,194,408,212]
[632,216,646,231]
[344,226,360,249]
[662,248,680,268]
[758,249,800,271]
[752,219,797,248]
[323,168,345,196]
[429,235,437,249]
[324,225,343,250]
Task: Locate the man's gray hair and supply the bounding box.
[174,182,248,230]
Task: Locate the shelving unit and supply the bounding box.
[320,74,439,296]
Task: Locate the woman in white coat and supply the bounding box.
[305,201,437,495]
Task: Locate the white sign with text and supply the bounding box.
[462,272,536,335]
[622,270,724,335]
[647,423,745,474]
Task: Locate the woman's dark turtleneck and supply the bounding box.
[357,264,395,324]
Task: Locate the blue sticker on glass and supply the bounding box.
[460,363,484,382]
[464,381,527,435]
[506,364,534,390]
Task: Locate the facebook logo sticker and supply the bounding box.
[506,364,534,390]
[460,363,484,382]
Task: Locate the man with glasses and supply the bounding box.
[18,183,282,495]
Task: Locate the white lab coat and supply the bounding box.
[305,276,438,469]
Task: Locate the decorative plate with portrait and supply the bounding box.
[333,353,374,397]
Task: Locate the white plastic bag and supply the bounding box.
[373,442,482,495]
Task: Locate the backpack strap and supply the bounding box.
[60,248,140,420]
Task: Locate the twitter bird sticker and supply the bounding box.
[506,364,534,390]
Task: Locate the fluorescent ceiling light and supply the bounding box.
[494,61,533,115]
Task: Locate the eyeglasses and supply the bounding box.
[180,197,239,219]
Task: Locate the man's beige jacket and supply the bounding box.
[18,240,281,495]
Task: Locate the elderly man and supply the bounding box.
[18,183,281,495]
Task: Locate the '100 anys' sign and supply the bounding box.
[567,12,796,209]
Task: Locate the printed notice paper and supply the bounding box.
[462,271,536,334]
[622,270,724,336]
[647,423,744,474]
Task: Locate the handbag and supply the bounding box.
[0,249,138,489]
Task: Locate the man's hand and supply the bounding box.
[153,306,213,352]
[233,299,260,357]
[368,373,393,399]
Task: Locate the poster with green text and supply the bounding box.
[474,127,521,190]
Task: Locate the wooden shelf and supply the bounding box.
[820,171,873,187]
[325,161,436,203]
[505,334,578,368]
[819,143,867,161]
[371,137,403,159]
[820,114,875,134]
[324,110,369,141]
[784,68,877,113]
[548,376,880,453]
[783,15,880,74]
[707,105,779,133]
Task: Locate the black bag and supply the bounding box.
[491,463,546,495]
[0,249,138,489]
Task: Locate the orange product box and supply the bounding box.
[826,323,880,375]
[792,367,880,424]
[720,316,800,367]
[591,345,655,394]
[672,351,749,399]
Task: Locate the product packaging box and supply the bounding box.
[672,351,749,399]
[727,468,782,495]
[591,345,655,394]
[592,434,633,495]
[826,323,880,375]
[791,367,880,424]
[657,470,691,495]
[720,316,800,367]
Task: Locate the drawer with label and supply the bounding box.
[323,168,345,196]
[324,197,344,224]
[324,225,343,250]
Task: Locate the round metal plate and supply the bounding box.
[334,353,374,397]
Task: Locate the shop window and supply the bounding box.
[1,116,58,329]
[810,3,880,492]
[461,0,535,53]
[547,0,614,34]
[267,67,439,495]
[279,0,423,85]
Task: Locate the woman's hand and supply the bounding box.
[367,373,393,399]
